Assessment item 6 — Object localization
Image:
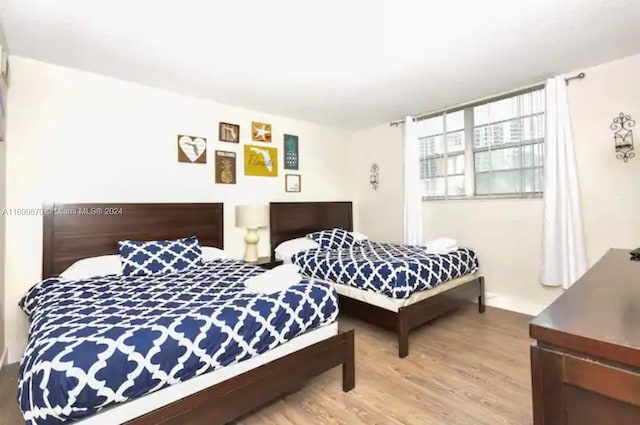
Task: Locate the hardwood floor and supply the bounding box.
[0,306,532,425]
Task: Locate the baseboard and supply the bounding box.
[483,291,549,317]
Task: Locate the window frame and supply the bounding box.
[419,85,545,201]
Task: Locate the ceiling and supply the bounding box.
[2,0,640,130]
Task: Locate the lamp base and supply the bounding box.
[243,228,260,263]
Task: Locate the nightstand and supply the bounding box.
[248,257,283,270]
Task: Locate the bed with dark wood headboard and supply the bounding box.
[269,201,352,261]
[268,201,485,358]
[30,202,355,425]
[42,202,224,278]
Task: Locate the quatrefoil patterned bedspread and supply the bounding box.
[292,242,479,299]
[18,260,338,424]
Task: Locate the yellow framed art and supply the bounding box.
[244,144,278,177]
[251,121,272,142]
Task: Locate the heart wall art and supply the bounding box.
[177,135,207,164]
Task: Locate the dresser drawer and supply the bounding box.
[532,345,640,425]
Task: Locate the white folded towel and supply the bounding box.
[245,267,302,295]
[425,237,458,254]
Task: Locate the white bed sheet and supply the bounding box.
[76,321,339,424]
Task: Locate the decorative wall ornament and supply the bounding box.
[370,163,379,190]
[251,121,272,142]
[285,174,301,192]
[611,112,635,163]
[244,144,278,177]
[177,135,207,163]
[219,122,240,143]
[284,134,299,170]
[215,150,237,184]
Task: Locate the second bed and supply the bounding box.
[270,201,485,358]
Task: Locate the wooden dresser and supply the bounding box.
[530,249,640,425]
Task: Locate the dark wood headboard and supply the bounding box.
[269,202,353,261]
[42,203,224,279]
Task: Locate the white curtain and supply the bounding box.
[403,116,424,245]
[541,76,587,289]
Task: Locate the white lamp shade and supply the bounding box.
[235,205,269,229]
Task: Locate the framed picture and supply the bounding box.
[285,174,301,192]
[177,135,207,164]
[215,150,237,184]
[284,134,299,170]
[251,121,272,142]
[244,144,278,177]
[219,122,239,143]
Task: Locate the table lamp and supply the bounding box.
[235,205,269,262]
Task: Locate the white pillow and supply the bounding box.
[274,238,320,261]
[60,255,123,281]
[351,231,369,241]
[202,246,228,261]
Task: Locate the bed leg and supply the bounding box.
[478,276,486,314]
[342,330,355,392]
[398,310,410,358]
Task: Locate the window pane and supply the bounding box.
[418,115,444,137]
[421,157,445,178]
[419,135,444,156]
[523,167,544,192]
[423,177,445,197]
[447,175,465,196]
[475,119,528,147]
[476,170,522,195]
[490,147,521,171]
[446,130,465,153]
[519,90,545,116]
[475,88,544,126]
[522,143,544,168]
[521,114,545,141]
[474,96,517,126]
[474,151,490,172]
[473,88,545,197]
[447,154,465,175]
[446,110,464,132]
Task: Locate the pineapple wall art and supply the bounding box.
[215,150,237,184]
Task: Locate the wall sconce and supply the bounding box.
[611,112,635,163]
[370,163,379,190]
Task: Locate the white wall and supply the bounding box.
[0,23,7,367]
[354,54,640,314]
[570,55,640,262]
[351,123,404,243]
[4,56,354,361]
[0,141,5,366]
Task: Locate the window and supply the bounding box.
[418,87,545,199]
[418,111,466,198]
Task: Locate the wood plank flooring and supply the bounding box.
[0,306,533,425]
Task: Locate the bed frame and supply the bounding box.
[270,201,485,358]
[40,202,355,425]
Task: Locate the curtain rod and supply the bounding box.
[389,72,586,127]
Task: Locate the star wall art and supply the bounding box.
[251,121,272,142]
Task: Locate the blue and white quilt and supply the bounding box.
[18,260,338,425]
[292,241,479,299]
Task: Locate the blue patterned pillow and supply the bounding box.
[307,228,357,250]
[118,236,203,276]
